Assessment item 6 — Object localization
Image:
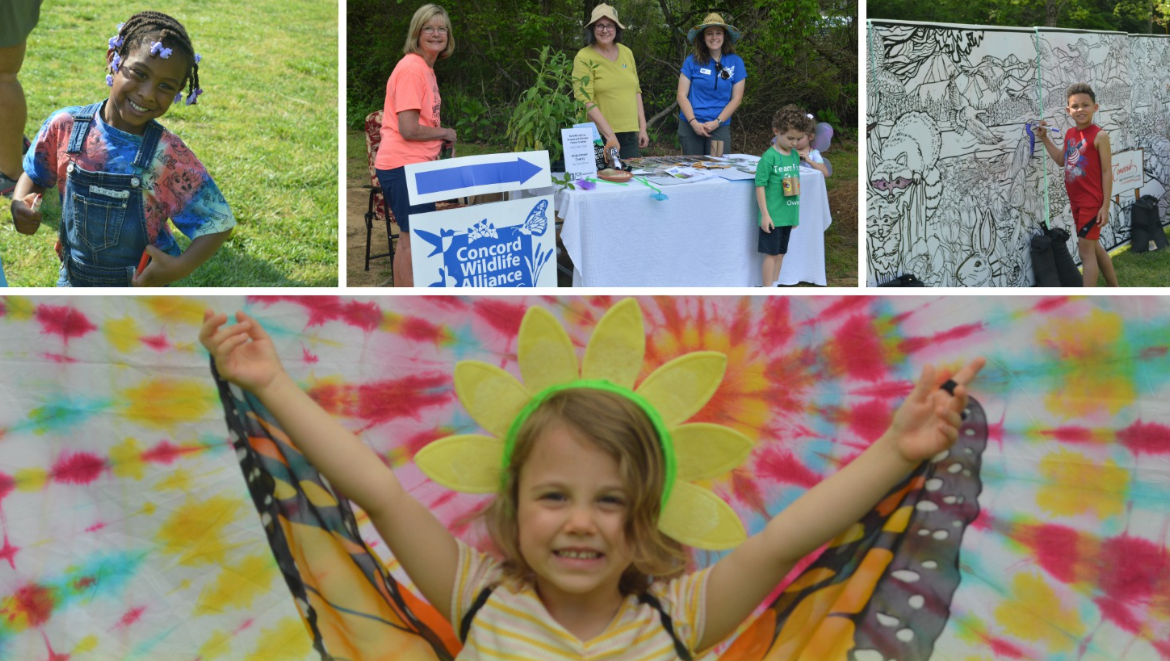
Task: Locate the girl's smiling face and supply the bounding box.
[105,44,189,135]
[516,423,634,610]
[704,27,725,53]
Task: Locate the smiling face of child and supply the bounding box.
[516,423,635,611]
[1066,92,1098,129]
[105,43,189,135]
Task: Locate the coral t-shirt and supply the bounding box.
[375,53,443,171]
[1063,124,1104,210]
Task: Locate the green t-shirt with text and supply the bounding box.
[755,146,801,227]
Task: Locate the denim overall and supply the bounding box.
[58,102,175,287]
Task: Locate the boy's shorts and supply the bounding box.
[758,225,794,255]
[1071,206,1102,241]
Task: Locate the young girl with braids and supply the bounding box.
[8,11,233,286]
[201,301,986,660]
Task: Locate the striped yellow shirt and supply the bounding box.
[451,541,710,660]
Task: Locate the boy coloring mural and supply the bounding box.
[1037,83,1118,287]
[755,105,806,286]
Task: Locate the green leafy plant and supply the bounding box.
[506,46,593,164]
[451,92,494,145]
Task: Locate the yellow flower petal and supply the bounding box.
[416,435,504,493]
[658,480,745,549]
[672,423,753,481]
[636,352,726,427]
[455,361,530,437]
[581,298,645,388]
[518,306,579,393]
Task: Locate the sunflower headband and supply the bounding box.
[416,299,752,550]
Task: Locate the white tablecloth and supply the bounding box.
[529,168,831,287]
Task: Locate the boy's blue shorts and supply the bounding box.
[758,224,794,255]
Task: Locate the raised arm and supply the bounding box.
[1036,121,1064,166]
[697,357,986,652]
[200,310,460,618]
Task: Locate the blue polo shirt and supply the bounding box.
[678,53,747,125]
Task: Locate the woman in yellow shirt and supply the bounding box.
[572,4,648,161]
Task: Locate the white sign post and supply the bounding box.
[1112,148,1143,200]
[561,127,597,180]
[410,196,557,288]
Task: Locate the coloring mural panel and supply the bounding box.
[867,21,1170,286]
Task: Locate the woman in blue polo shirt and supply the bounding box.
[676,13,747,156]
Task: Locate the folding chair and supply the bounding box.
[364,110,397,271]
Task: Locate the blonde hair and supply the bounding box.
[403,4,455,60]
[482,388,686,594]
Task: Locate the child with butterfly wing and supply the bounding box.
[201,300,984,659]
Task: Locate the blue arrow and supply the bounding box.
[415,157,543,195]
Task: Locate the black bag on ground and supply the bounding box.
[1030,233,1061,286]
[1046,226,1082,287]
[877,273,926,287]
[1130,195,1168,253]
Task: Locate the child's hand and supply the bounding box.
[798,148,811,160]
[761,216,774,233]
[889,357,986,464]
[11,193,42,235]
[131,245,189,287]
[1035,120,1050,141]
[199,310,285,395]
[1097,204,1110,227]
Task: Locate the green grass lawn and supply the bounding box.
[1108,242,1170,287]
[1,0,337,287]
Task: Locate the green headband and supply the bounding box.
[502,379,677,507]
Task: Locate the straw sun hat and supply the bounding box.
[687,13,742,44]
[586,3,626,30]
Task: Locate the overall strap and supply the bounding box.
[637,591,693,661]
[66,102,105,154]
[459,586,494,643]
[133,121,164,169]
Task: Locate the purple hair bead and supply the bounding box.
[175,92,183,104]
[186,88,203,106]
[111,53,121,71]
[150,42,173,59]
[106,74,114,87]
[108,35,123,49]
[195,54,202,64]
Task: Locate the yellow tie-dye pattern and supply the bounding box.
[1038,309,1135,417]
[104,316,142,353]
[198,630,234,660]
[4,296,34,320]
[140,296,209,326]
[73,635,99,653]
[156,495,245,566]
[15,467,47,491]
[243,617,314,661]
[120,377,215,431]
[994,572,1084,651]
[196,553,278,615]
[155,469,193,492]
[1036,448,1128,518]
[111,437,145,479]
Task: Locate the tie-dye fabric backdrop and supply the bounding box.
[1,295,1168,661]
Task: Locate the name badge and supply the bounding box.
[699,68,712,75]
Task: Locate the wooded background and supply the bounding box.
[870,0,1170,32]
[347,0,857,150]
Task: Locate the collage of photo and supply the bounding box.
[1,1,1169,660]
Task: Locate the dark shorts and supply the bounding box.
[1071,206,1102,241]
[758,224,794,255]
[614,132,641,160]
[677,121,731,156]
[375,166,436,232]
[0,0,42,49]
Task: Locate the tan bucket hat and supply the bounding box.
[687,13,741,44]
[586,3,626,30]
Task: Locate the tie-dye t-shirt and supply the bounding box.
[23,103,235,253]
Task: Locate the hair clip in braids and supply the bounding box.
[186,88,203,106]
[109,35,124,49]
[111,53,121,72]
[195,53,202,63]
[150,41,173,59]
[106,75,114,87]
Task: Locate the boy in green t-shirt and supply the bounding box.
[755,105,807,286]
